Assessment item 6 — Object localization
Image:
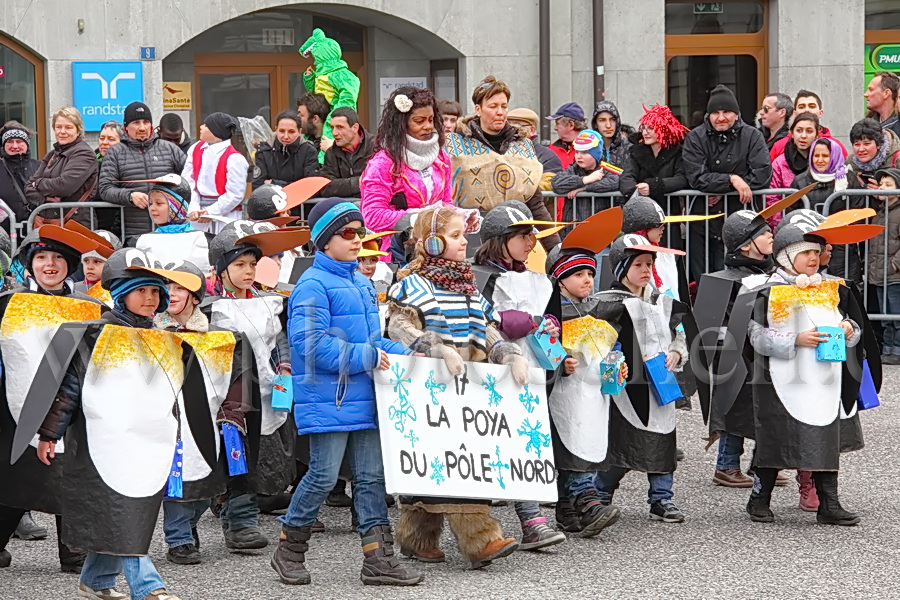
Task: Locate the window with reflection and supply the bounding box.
[665,1,764,35]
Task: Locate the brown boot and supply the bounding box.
[396,506,445,562]
[360,525,423,586]
[712,469,753,488]
[270,524,312,585]
[470,538,519,570]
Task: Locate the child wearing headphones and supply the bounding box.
[386,204,527,569]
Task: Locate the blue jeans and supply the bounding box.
[876,284,900,355]
[513,501,542,523]
[595,467,674,505]
[716,432,745,471]
[80,553,165,600]
[566,472,598,504]
[163,499,207,548]
[281,428,388,535]
[221,492,259,531]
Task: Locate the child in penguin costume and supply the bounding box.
[76,228,121,306]
[727,210,882,526]
[125,174,215,274]
[469,199,568,550]
[694,187,813,490]
[385,203,526,569]
[595,234,697,524]
[18,248,220,600]
[155,259,259,566]
[202,219,310,552]
[542,208,626,537]
[0,225,102,572]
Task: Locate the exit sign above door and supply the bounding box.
[693,3,723,14]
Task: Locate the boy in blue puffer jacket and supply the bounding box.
[273,198,423,588]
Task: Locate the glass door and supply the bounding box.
[0,34,46,157]
[198,71,275,123]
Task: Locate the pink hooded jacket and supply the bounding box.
[360,149,454,256]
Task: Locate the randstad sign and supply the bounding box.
[72,61,144,131]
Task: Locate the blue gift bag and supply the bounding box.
[527,318,567,371]
[222,422,248,476]
[165,440,184,499]
[816,326,846,362]
[271,373,293,411]
[600,351,627,395]
[857,359,880,410]
[644,352,682,406]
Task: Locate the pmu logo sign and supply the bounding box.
[72,61,144,131]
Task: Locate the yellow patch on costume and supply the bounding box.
[768,279,842,324]
[562,316,618,361]
[0,294,100,334]
[315,77,336,104]
[92,325,183,375]
[175,331,236,376]
[86,282,113,305]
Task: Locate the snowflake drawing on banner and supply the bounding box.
[387,362,416,433]
[488,445,510,490]
[425,370,447,406]
[517,418,551,458]
[482,373,503,407]
[518,385,540,413]
[404,429,420,448]
[430,456,446,486]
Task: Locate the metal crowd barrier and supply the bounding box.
[0,198,20,255]
[542,188,806,282]
[27,201,128,241]
[822,189,900,322]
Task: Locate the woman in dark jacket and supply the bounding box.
[791,137,863,285]
[25,107,98,227]
[251,110,319,191]
[619,104,688,209]
[0,121,40,228]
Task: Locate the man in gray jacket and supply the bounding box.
[99,102,186,236]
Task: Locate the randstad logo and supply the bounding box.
[72,61,144,132]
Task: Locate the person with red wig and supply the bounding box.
[619,105,689,208]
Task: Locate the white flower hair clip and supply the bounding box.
[394,94,413,113]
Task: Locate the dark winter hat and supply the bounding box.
[1,124,30,150]
[550,248,597,281]
[308,198,364,250]
[706,85,740,115]
[204,112,238,141]
[480,200,533,241]
[123,102,152,126]
[248,184,290,220]
[722,210,771,254]
[546,102,585,121]
[875,167,900,186]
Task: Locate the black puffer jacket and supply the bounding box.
[791,170,864,285]
[251,138,319,190]
[682,116,772,212]
[618,135,688,206]
[98,134,186,236]
[319,128,374,198]
[0,150,39,224]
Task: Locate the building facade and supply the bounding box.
[1,0,898,156]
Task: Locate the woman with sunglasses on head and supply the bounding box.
[360,87,465,263]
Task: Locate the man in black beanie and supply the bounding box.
[681,84,773,281]
[99,101,186,236]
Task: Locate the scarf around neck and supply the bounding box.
[404,132,440,171]
[418,256,476,295]
[784,141,809,175]
[851,137,890,173]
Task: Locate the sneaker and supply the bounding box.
[166,544,201,565]
[713,469,754,488]
[325,489,353,507]
[13,511,47,540]
[675,447,686,461]
[554,499,582,533]
[0,550,10,568]
[574,492,621,538]
[775,471,790,487]
[649,500,685,523]
[882,354,900,365]
[143,591,181,600]
[225,526,268,551]
[60,553,86,574]
[311,519,325,534]
[77,583,128,599]
[518,519,566,551]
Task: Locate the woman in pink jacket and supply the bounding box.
[765,112,821,226]
[360,86,457,261]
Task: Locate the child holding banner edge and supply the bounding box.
[277,198,423,587]
[386,204,526,569]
